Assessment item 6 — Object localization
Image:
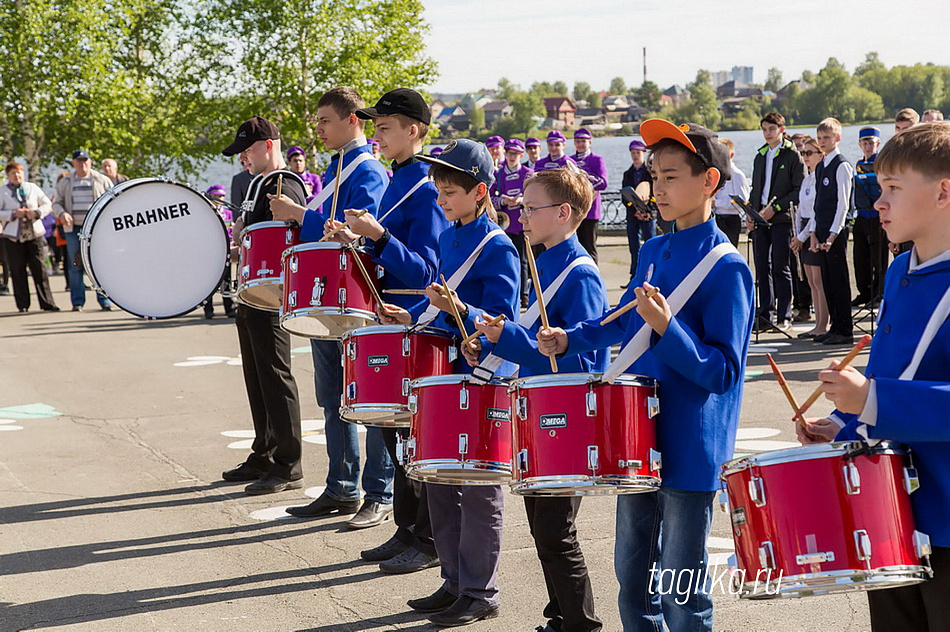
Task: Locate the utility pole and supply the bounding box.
[643,47,647,84]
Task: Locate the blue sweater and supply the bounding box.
[299,143,389,242]
[369,159,448,311]
[835,251,950,546]
[489,235,609,377]
[410,212,520,375]
[562,218,755,491]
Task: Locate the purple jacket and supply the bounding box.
[491,163,534,234]
[573,151,608,220]
[533,154,577,173]
[299,171,323,204]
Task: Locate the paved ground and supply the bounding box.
[0,237,875,631]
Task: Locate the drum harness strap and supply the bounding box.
[472,255,597,384]
[305,152,374,214]
[602,241,739,384]
[241,170,307,222]
[364,176,432,276]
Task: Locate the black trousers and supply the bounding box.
[714,214,740,248]
[791,249,812,311]
[817,227,853,337]
[750,223,793,322]
[235,304,302,479]
[508,232,531,305]
[524,496,601,632]
[576,219,598,263]
[853,215,889,301]
[381,428,435,556]
[869,546,950,632]
[5,237,56,310]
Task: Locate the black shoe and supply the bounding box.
[851,295,870,307]
[797,330,821,339]
[813,332,831,343]
[222,460,268,482]
[379,545,439,574]
[361,534,410,561]
[822,333,855,345]
[752,318,774,333]
[205,311,214,319]
[42,306,60,312]
[226,309,237,318]
[792,310,812,323]
[428,595,499,627]
[18,308,28,313]
[100,304,112,311]
[407,587,458,613]
[346,500,393,530]
[244,473,302,495]
[285,492,359,517]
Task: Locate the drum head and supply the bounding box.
[82,179,228,318]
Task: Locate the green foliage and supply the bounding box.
[508,91,544,132]
[609,76,627,96]
[552,81,569,97]
[855,52,886,77]
[636,81,662,110]
[764,68,784,92]
[588,92,603,108]
[496,77,518,101]
[469,106,485,133]
[691,70,712,89]
[721,99,765,131]
[573,82,592,103]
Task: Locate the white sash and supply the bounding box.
[306,152,374,213]
[474,255,597,379]
[900,280,950,381]
[241,170,307,219]
[416,228,506,328]
[602,242,739,383]
[376,176,430,225]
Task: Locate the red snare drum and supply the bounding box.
[721,441,931,599]
[341,325,457,427]
[280,242,381,339]
[403,375,513,485]
[509,373,661,496]
[237,221,299,310]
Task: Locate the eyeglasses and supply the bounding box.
[520,203,566,218]
[801,150,821,157]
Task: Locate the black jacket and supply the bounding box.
[749,138,806,225]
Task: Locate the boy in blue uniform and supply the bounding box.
[467,167,609,632]
[378,139,519,626]
[328,88,449,572]
[538,120,755,632]
[852,126,886,306]
[269,87,394,526]
[802,121,950,632]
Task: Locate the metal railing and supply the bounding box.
[599,191,626,233]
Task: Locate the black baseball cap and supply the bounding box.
[639,119,732,186]
[355,88,431,125]
[222,116,280,156]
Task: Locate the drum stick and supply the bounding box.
[524,235,558,373]
[440,274,469,340]
[459,314,506,347]
[329,146,345,222]
[797,334,873,417]
[382,288,428,295]
[319,209,367,242]
[275,174,283,200]
[600,287,660,325]
[767,354,822,442]
[346,244,384,307]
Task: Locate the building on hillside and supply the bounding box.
[429,99,448,122]
[577,107,607,127]
[716,81,764,100]
[712,70,731,89]
[544,97,577,127]
[623,105,651,123]
[458,93,495,114]
[660,85,690,108]
[482,100,512,125]
[732,66,754,84]
[603,95,629,111]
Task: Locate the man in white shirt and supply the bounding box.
[712,137,750,247]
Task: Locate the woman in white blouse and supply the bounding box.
[790,136,827,338]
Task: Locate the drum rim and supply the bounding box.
[241,220,296,232]
[410,374,512,388]
[341,324,455,340]
[512,372,657,390]
[721,440,906,475]
[737,565,930,599]
[283,241,370,255]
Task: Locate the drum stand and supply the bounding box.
[741,213,792,343]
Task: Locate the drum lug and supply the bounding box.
[587,446,599,472]
[904,467,920,494]
[285,228,294,244]
[854,529,872,562]
[585,390,597,417]
[459,386,469,410]
[402,336,411,357]
[376,265,385,279]
[408,393,418,415]
[339,252,348,270]
[914,531,932,559]
[758,541,776,570]
[517,448,529,472]
[289,254,298,273]
[458,433,468,456]
[346,382,357,402]
[406,436,416,460]
[647,396,660,419]
[346,340,357,361]
[78,231,91,242]
[241,265,250,280]
[796,550,836,565]
[617,459,642,470]
[843,462,861,494]
[395,433,404,463]
[717,490,729,512]
[288,290,297,308]
[257,260,273,277]
[243,233,251,249]
[448,345,458,363]
[517,395,528,420]
[749,475,766,507]
[402,378,411,397]
[649,448,662,472]
[339,287,346,306]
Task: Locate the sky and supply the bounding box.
[421,0,950,95]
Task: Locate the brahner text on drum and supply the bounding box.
[111,202,192,231]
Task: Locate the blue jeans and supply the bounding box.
[311,338,392,504]
[615,486,716,632]
[64,230,111,309]
[626,216,656,277]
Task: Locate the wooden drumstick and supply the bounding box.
[440,274,469,340]
[797,334,873,417]
[275,174,283,200]
[320,208,367,242]
[600,286,661,325]
[383,288,428,295]
[459,314,506,347]
[329,146,345,222]
[767,354,822,442]
[346,244,384,308]
[524,235,558,373]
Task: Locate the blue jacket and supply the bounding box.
[369,158,448,311]
[835,251,950,546]
[410,212,520,375]
[299,143,389,242]
[853,154,881,218]
[489,235,609,377]
[561,218,755,491]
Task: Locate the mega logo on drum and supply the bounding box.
[486,408,510,423]
[111,202,192,231]
[539,413,568,429]
[368,355,390,367]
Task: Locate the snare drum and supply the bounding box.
[279,242,381,339]
[721,441,931,599]
[236,221,299,310]
[79,178,229,318]
[403,375,513,485]
[509,373,661,495]
[341,325,457,427]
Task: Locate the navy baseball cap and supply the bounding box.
[640,118,732,184]
[72,149,90,160]
[418,138,495,187]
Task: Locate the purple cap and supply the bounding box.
[573,128,592,140]
[286,146,305,158]
[430,147,444,157]
[368,138,380,147]
[546,130,567,143]
[525,137,541,148]
[485,135,504,148]
[205,184,226,197]
[504,138,525,153]
[629,139,647,151]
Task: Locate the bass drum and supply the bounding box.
[80,178,229,318]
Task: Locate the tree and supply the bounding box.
[855,52,886,77]
[764,67,784,92]
[636,81,662,110]
[497,77,518,101]
[469,106,485,134]
[509,91,544,133]
[922,73,945,110]
[692,69,712,89]
[609,76,627,96]
[680,83,720,129]
[573,81,592,103]
[552,81,568,96]
[588,92,603,108]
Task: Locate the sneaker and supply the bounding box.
[777,320,792,332]
[379,546,439,574]
[71,306,83,312]
[407,587,458,613]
